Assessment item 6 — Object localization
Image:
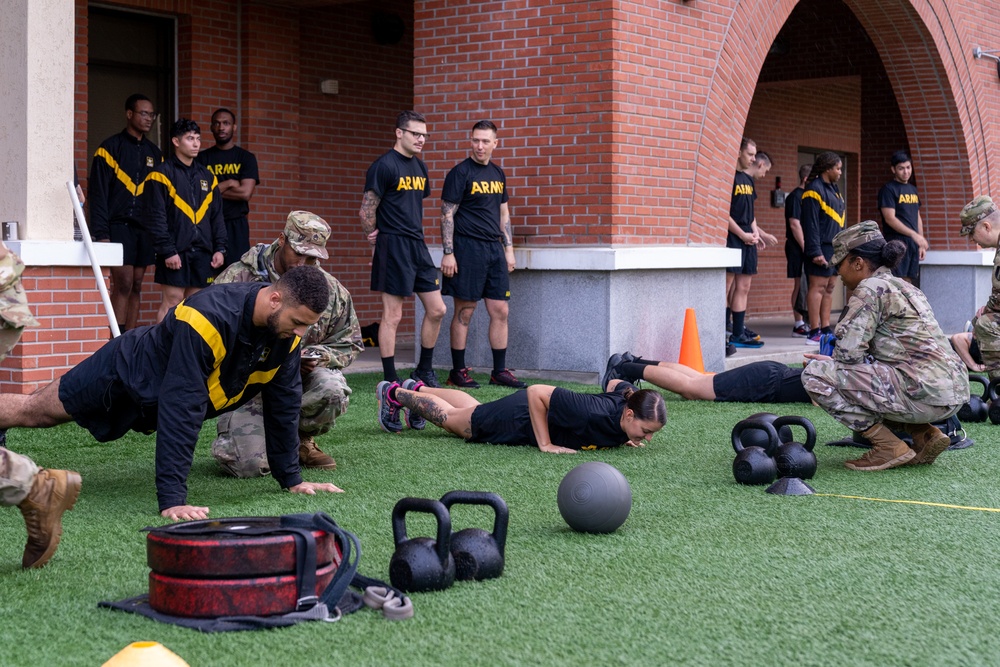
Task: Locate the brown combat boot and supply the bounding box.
[844,423,915,471]
[299,436,336,470]
[900,423,952,465]
[18,468,82,569]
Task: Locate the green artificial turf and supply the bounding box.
[2,371,1000,666]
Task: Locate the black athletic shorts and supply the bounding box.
[804,244,836,277]
[109,221,155,267]
[713,361,810,403]
[442,235,510,302]
[58,337,157,442]
[890,238,920,282]
[725,231,757,275]
[784,239,805,278]
[370,233,441,297]
[224,216,251,266]
[155,248,216,288]
[469,390,533,446]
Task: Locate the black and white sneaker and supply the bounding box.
[601,353,624,391]
[410,368,441,388]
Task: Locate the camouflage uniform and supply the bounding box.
[0,250,40,505]
[211,237,363,477]
[958,197,1000,378]
[801,266,968,431]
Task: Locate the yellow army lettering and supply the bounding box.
[205,163,243,176]
[733,184,754,196]
[897,193,919,204]
[396,176,427,191]
[470,181,505,195]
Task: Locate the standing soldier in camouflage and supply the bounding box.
[801,221,968,471]
[959,196,1000,380]
[211,211,363,476]
[0,242,82,568]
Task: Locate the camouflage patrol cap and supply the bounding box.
[284,211,330,259]
[959,196,998,236]
[831,220,883,267]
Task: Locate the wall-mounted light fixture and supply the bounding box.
[973,47,1000,79]
[320,79,339,95]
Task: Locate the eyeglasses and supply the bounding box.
[134,111,159,120]
[403,129,429,140]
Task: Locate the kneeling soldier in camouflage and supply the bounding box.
[211,211,364,476]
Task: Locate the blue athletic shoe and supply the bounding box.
[730,332,764,348]
[400,379,426,430]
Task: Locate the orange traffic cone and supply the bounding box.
[677,308,705,373]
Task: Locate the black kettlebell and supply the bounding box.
[988,380,1000,425]
[958,375,989,423]
[389,497,456,593]
[772,415,818,480]
[440,490,508,581]
[738,413,793,449]
[731,419,778,485]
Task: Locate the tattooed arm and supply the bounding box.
[359,190,381,244]
[500,202,515,272]
[441,200,459,278]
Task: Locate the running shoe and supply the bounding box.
[376,381,403,433]
[730,332,764,348]
[400,378,426,430]
[725,343,737,357]
[601,353,624,391]
[743,327,761,341]
[489,368,527,388]
[447,367,480,389]
[805,329,822,346]
[792,323,810,337]
[410,367,441,388]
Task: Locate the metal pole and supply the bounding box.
[66,180,120,338]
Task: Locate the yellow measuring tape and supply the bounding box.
[816,493,1000,513]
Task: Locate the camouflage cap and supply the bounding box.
[831,220,883,267]
[284,211,330,259]
[959,196,998,236]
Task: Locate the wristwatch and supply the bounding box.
[443,249,453,255]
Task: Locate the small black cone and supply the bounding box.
[766,477,815,495]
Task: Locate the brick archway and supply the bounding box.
[689,0,989,250]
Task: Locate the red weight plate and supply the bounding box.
[147,517,340,578]
[148,560,338,618]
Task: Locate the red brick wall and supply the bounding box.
[27,0,1000,387]
[0,269,111,393]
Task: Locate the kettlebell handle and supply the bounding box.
[970,374,989,401]
[391,497,452,565]
[771,415,817,452]
[985,377,1000,402]
[732,418,779,456]
[440,490,509,559]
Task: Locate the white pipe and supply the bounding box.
[66,180,120,338]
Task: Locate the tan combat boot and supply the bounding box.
[844,423,915,471]
[900,423,952,465]
[299,436,336,470]
[18,468,82,569]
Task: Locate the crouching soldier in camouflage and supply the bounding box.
[211,211,363,476]
[0,242,82,567]
[801,221,968,471]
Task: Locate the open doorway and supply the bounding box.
[87,6,175,157]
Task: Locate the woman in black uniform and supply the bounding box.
[376,379,666,452]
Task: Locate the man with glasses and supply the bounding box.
[359,111,447,424]
[88,93,163,332]
[197,108,260,264]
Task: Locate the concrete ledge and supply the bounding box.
[430,244,741,270]
[8,240,123,267]
[923,249,993,266]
